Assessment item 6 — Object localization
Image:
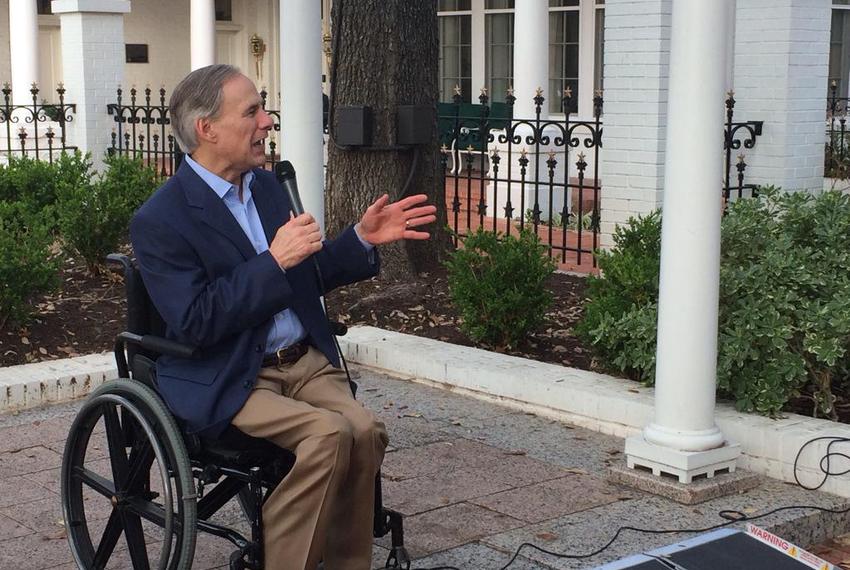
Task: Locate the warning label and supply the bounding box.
[745,524,835,570]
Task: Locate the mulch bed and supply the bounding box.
[0,255,593,372]
[2,255,847,424]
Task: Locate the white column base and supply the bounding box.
[625,434,740,484]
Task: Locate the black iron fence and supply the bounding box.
[724,90,763,201]
[826,80,850,179]
[439,88,603,271]
[0,83,76,162]
[439,89,763,270]
[106,86,283,177]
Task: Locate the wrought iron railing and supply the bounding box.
[439,89,764,270]
[439,88,603,271]
[0,83,76,162]
[724,90,763,201]
[106,86,283,177]
[826,80,850,179]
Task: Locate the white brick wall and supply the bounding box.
[598,0,672,248]
[733,0,831,193]
[57,9,127,169]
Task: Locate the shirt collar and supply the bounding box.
[184,155,255,201]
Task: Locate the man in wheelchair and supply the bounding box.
[127,65,436,569]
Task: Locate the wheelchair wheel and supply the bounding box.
[61,380,197,569]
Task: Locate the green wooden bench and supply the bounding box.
[438,102,513,173]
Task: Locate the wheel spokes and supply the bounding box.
[103,404,131,490]
[73,466,116,499]
[126,440,156,494]
[92,510,124,569]
[121,508,152,570]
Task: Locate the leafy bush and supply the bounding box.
[578,187,850,418]
[575,211,661,383]
[445,228,556,349]
[0,152,92,213]
[57,154,157,273]
[718,187,850,417]
[0,201,59,329]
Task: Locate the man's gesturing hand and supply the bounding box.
[356,194,437,246]
[269,213,323,269]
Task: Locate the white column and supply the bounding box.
[578,0,597,118]
[512,0,548,118]
[470,0,486,98]
[9,0,39,104]
[52,0,130,170]
[190,0,216,70]
[624,0,739,484]
[280,0,324,231]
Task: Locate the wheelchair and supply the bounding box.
[59,254,409,570]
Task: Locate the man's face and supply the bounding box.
[206,74,273,174]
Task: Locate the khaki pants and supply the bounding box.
[231,347,388,570]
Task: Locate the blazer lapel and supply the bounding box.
[176,161,256,260]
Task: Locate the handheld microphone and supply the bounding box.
[274,160,305,216]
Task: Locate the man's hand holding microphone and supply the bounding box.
[270,160,437,270]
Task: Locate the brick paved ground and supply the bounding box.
[0,365,848,569]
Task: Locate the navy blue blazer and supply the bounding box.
[129,161,379,436]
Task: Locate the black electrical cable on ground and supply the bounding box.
[403,435,850,570]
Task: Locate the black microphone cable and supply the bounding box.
[274,161,356,387]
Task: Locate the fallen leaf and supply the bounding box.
[536,532,558,541]
[20,336,30,345]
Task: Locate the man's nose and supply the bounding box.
[259,109,273,131]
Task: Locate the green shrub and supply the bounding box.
[57,154,157,273]
[0,201,59,329]
[0,155,58,211]
[445,228,556,349]
[575,211,661,383]
[0,152,93,233]
[578,187,850,418]
[718,187,850,417]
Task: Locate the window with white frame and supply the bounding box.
[549,0,580,114]
[438,0,472,103]
[485,1,514,103]
[831,1,850,97]
[438,0,605,114]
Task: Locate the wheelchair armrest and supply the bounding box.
[116,331,201,360]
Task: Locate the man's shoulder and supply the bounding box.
[136,175,186,220]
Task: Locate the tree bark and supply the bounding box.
[326,0,451,281]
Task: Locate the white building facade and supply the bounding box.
[0,0,842,244]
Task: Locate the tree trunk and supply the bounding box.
[326,0,450,281]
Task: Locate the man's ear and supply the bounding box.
[195,116,216,145]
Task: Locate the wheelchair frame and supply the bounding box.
[59,254,409,570]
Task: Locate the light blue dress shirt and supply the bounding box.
[184,156,308,355]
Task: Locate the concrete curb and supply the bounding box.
[0,352,116,411]
[2,326,849,499]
